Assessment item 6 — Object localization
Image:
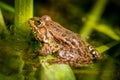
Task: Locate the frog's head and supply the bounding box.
[29,15,51,28]
[28,15,52,41]
[29,15,52,30]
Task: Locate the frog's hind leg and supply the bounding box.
[46,49,75,66]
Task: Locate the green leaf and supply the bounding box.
[94,24,120,40]
[79,0,108,40]
[0,1,14,13]
[0,9,5,27]
[0,9,8,33]
[36,61,76,80]
[96,41,120,53]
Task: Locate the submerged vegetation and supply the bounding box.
[0,0,120,80]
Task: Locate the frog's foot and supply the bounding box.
[46,58,68,65]
[47,59,92,68]
[46,58,78,67]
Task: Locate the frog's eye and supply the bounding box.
[35,20,42,25]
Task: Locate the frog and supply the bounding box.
[28,15,100,67]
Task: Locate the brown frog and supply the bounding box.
[28,15,100,67]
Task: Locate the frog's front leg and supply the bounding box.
[39,43,52,56]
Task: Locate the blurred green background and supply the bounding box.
[0,0,120,80]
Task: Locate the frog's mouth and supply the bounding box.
[29,19,35,28]
[29,19,37,31]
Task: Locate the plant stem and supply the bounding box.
[15,0,33,37]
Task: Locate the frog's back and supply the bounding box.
[40,15,101,66]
